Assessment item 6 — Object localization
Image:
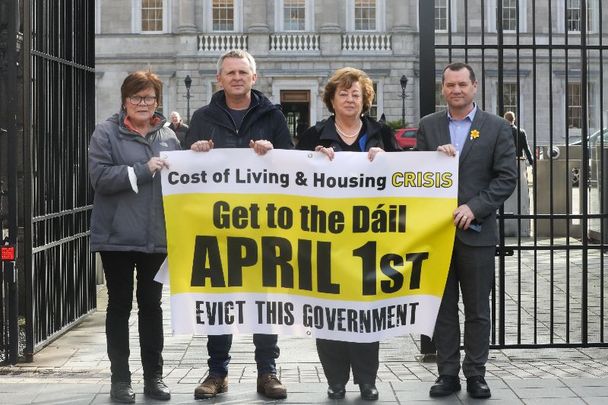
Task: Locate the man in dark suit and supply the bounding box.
[416,62,517,399]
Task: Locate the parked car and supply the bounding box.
[569,128,608,146]
[394,127,417,150]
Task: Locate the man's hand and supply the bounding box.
[437,144,457,157]
[453,204,475,230]
[249,139,274,155]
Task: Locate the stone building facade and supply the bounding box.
[95,0,608,145]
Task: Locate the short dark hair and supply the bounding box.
[323,67,375,114]
[120,70,163,107]
[442,62,477,84]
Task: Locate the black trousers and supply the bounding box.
[316,339,379,385]
[101,251,166,383]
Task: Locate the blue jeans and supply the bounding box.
[207,334,280,376]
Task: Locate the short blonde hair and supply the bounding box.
[323,67,375,114]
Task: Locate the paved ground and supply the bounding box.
[2,281,608,404]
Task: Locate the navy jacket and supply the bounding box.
[185,89,293,150]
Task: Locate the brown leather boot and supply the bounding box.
[194,374,228,399]
[257,373,287,399]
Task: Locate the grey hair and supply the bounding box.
[504,111,516,123]
[216,49,257,75]
[170,111,181,121]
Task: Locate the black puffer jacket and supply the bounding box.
[296,115,401,152]
[185,89,294,150]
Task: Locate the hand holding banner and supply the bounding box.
[161,149,457,342]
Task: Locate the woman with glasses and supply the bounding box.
[88,71,180,404]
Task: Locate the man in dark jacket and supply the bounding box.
[186,49,293,401]
[504,111,534,166]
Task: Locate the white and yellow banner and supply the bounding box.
[161,149,457,342]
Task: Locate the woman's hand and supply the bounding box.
[146,156,169,174]
[191,139,214,152]
[249,139,274,155]
[367,147,384,161]
[437,144,457,157]
[315,145,335,161]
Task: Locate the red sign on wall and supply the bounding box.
[1,246,15,261]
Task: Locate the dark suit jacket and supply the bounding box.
[416,108,517,246]
[511,125,534,165]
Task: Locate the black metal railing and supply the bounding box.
[419,0,607,349]
[0,0,96,364]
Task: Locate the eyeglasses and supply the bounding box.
[127,95,157,105]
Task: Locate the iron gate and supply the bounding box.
[0,0,96,364]
[420,0,608,349]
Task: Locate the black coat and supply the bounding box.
[184,89,293,150]
[296,116,401,152]
[511,125,534,165]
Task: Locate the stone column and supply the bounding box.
[319,0,341,56]
[247,0,270,33]
[319,0,341,33]
[177,0,197,33]
[387,0,413,33]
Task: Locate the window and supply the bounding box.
[567,82,582,129]
[435,82,445,112]
[213,0,234,31]
[567,0,581,32]
[346,0,384,32]
[501,0,518,31]
[487,0,526,32]
[132,0,169,33]
[142,0,163,31]
[354,0,376,31]
[565,0,598,33]
[369,82,378,120]
[499,83,519,118]
[204,0,242,32]
[284,0,306,31]
[435,0,448,32]
[276,0,313,31]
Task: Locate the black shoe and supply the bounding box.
[327,384,346,399]
[466,376,491,398]
[144,376,171,401]
[429,375,461,397]
[359,383,379,401]
[110,381,135,404]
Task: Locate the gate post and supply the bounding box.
[418,0,437,360]
[0,0,21,364]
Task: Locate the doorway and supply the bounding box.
[280,90,310,141]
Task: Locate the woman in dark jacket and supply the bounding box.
[297,67,400,401]
[89,71,180,404]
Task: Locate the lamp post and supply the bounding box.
[184,75,192,124]
[400,75,408,127]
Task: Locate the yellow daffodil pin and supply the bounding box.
[470,129,480,140]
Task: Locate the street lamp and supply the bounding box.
[400,75,408,127]
[184,75,192,124]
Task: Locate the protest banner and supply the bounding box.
[161,149,457,342]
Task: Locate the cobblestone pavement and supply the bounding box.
[2,278,608,404]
